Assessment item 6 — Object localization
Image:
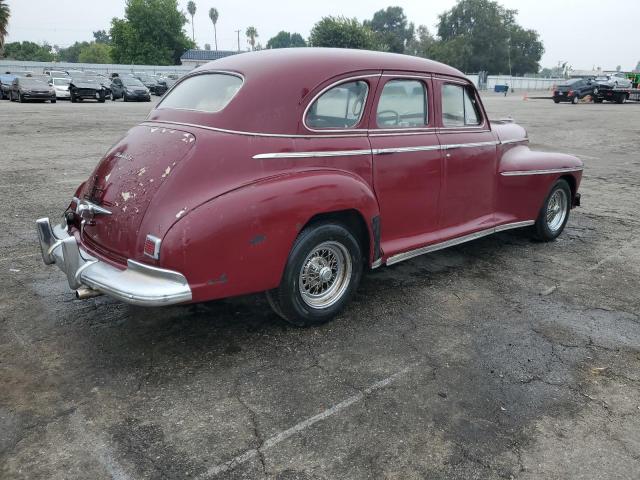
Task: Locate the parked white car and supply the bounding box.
[595,72,632,89]
[48,77,71,99]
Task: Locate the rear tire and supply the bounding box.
[531,179,571,242]
[553,98,560,104]
[51,99,56,103]
[267,222,363,327]
[571,95,579,104]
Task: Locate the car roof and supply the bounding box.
[198,47,463,79]
[149,48,466,135]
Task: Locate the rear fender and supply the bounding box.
[161,171,380,302]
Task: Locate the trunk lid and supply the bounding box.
[80,125,196,262]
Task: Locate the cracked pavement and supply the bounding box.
[1,94,639,479]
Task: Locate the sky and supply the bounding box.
[4,0,640,71]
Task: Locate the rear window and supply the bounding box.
[158,73,243,113]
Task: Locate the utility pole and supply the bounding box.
[235,30,241,52]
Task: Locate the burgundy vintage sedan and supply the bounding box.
[37,49,583,326]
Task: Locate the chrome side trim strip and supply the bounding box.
[253,149,371,159]
[253,141,500,159]
[386,220,535,266]
[442,141,498,150]
[374,145,441,155]
[501,167,583,176]
[142,121,369,139]
[371,258,383,269]
[500,138,529,145]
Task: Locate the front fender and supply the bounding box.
[497,145,583,221]
[160,170,380,302]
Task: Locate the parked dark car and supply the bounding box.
[134,73,167,95]
[0,74,16,100]
[69,75,106,103]
[553,78,598,104]
[110,76,151,102]
[10,76,56,103]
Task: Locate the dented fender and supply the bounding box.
[160,170,380,302]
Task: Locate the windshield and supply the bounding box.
[122,77,144,87]
[53,78,71,86]
[595,76,609,81]
[158,73,243,113]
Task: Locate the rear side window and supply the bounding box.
[159,73,242,113]
[442,84,482,127]
[376,80,427,128]
[306,80,368,129]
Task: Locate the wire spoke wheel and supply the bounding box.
[546,188,568,233]
[298,241,352,309]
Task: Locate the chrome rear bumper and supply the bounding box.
[36,218,192,306]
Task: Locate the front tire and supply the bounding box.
[532,179,571,242]
[267,223,363,327]
[571,95,579,104]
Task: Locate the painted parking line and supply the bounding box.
[198,363,418,479]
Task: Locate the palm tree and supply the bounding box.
[245,26,258,51]
[187,1,196,43]
[0,0,10,54]
[208,8,219,51]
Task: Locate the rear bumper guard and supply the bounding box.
[36,218,192,306]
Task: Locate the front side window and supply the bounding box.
[442,84,482,127]
[306,80,368,129]
[376,79,427,128]
[159,73,243,113]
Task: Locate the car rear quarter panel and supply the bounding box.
[160,170,380,302]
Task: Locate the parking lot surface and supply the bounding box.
[1,95,639,480]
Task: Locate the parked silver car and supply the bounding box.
[595,72,632,89]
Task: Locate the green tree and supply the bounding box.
[508,25,544,75]
[245,26,258,51]
[57,41,90,62]
[78,42,112,63]
[309,16,376,50]
[266,31,307,49]
[0,0,10,54]
[364,6,413,53]
[93,30,111,44]
[3,41,54,61]
[435,0,543,74]
[187,1,196,42]
[208,7,218,50]
[110,0,194,65]
[405,25,435,58]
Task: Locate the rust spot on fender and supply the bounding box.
[249,234,266,246]
[207,273,228,285]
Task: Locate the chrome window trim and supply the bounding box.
[433,76,469,85]
[368,130,437,137]
[142,121,369,139]
[375,78,430,130]
[501,167,583,176]
[302,74,381,133]
[386,220,535,266]
[154,70,245,114]
[440,81,487,130]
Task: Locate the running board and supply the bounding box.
[385,220,535,266]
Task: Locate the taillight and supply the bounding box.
[144,235,161,259]
[568,90,574,96]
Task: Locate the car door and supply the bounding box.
[436,79,498,234]
[368,73,442,255]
